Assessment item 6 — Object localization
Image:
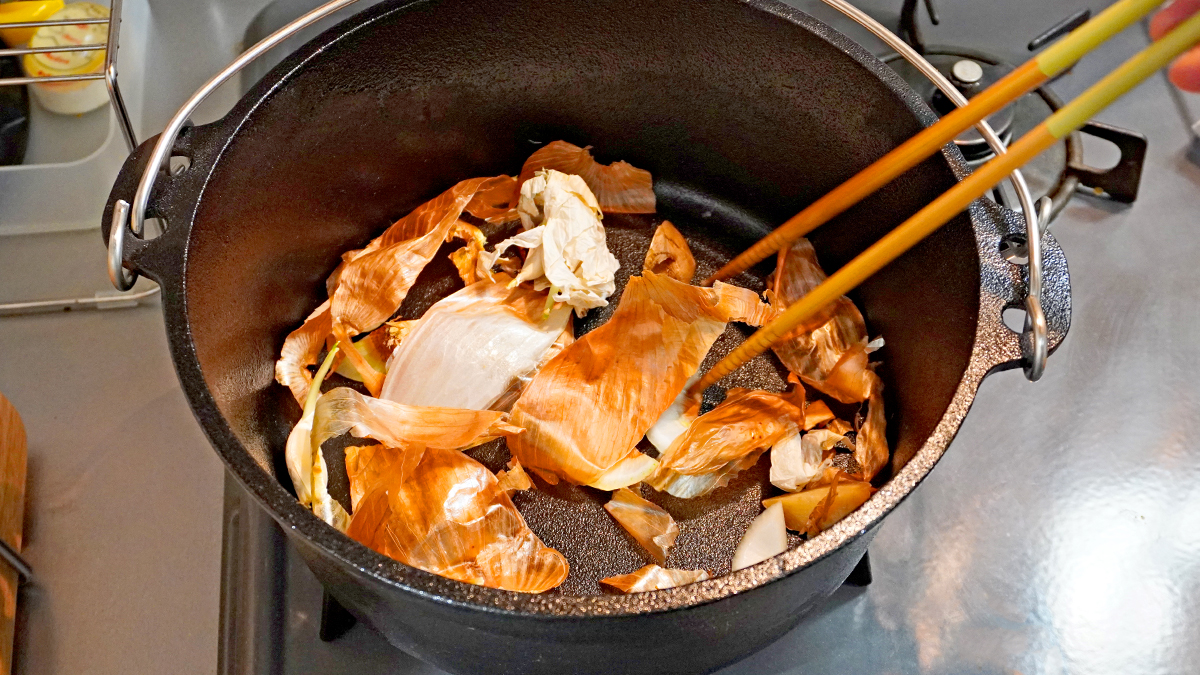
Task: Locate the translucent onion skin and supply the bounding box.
[276,300,332,405]
[496,460,534,494]
[600,565,710,593]
[644,376,701,455]
[311,387,519,455]
[379,280,572,412]
[347,446,568,594]
[646,389,805,498]
[604,487,679,564]
[506,272,772,488]
[643,221,696,283]
[464,174,519,223]
[854,372,888,481]
[516,140,656,214]
[330,178,488,331]
[277,177,496,400]
[770,239,873,404]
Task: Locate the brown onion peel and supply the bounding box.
[643,220,696,283]
[506,272,770,488]
[646,388,805,498]
[599,564,710,593]
[516,141,655,214]
[347,446,567,593]
[604,487,680,564]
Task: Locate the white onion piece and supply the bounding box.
[381,281,571,411]
[645,373,700,454]
[732,502,788,571]
[769,430,826,492]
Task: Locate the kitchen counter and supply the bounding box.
[0,232,223,675]
[0,0,1197,674]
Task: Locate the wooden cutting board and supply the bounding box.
[0,394,26,675]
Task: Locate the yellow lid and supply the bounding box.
[21,2,108,77]
[0,0,65,47]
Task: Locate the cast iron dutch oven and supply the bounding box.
[103,0,1071,672]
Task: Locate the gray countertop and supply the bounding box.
[0,232,224,675]
[1,0,1198,674]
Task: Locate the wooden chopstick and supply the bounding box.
[703,0,1167,286]
[688,11,1200,398]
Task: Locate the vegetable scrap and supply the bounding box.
[732,501,788,571]
[646,389,806,499]
[599,565,710,593]
[506,271,771,490]
[604,487,679,564]
[769,239,874,404]
[275,140,889,595]
[347,446,568,593]
[480,169,620,316]
[516,140,656,214]
[378,278,572,411]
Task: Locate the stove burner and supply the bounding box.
[886,1,1148,223]
[885,47,1068,202]
[927,57,1015,162]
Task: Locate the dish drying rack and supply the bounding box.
[4,0,1051,378]
[0,0,159,317]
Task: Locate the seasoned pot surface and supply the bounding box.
[177,0,980,599]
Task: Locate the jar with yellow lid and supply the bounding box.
[21,2,110,115]
[0,1,66,47]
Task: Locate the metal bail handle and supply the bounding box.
[1022,197,1052,381]
[107,199,136,291]
[107,0,364,288]
[821,0,1048,381]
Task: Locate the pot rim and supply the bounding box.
[152,0,1070,619]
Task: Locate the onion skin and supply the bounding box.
[506,272,770,488]
[600,565,710,593]
[643,220,696,283]
[347,446,568,593]
[516,140,656,214]
[646,389,805,498]
[604,487,679,564]
[770,238,873,404]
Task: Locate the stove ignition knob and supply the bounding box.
[951,59,984,86]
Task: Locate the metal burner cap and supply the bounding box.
[951,59,984,85]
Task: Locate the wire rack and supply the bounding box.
[0,0,136,149]
[0,0,155,318]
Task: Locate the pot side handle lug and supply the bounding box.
[974,200,1072,377]
[102,123,203,291]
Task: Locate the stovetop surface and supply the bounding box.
[0,1,1197,674]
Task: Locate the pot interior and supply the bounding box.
[180,0,981,595]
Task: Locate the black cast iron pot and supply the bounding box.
[103,0,1071,672]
